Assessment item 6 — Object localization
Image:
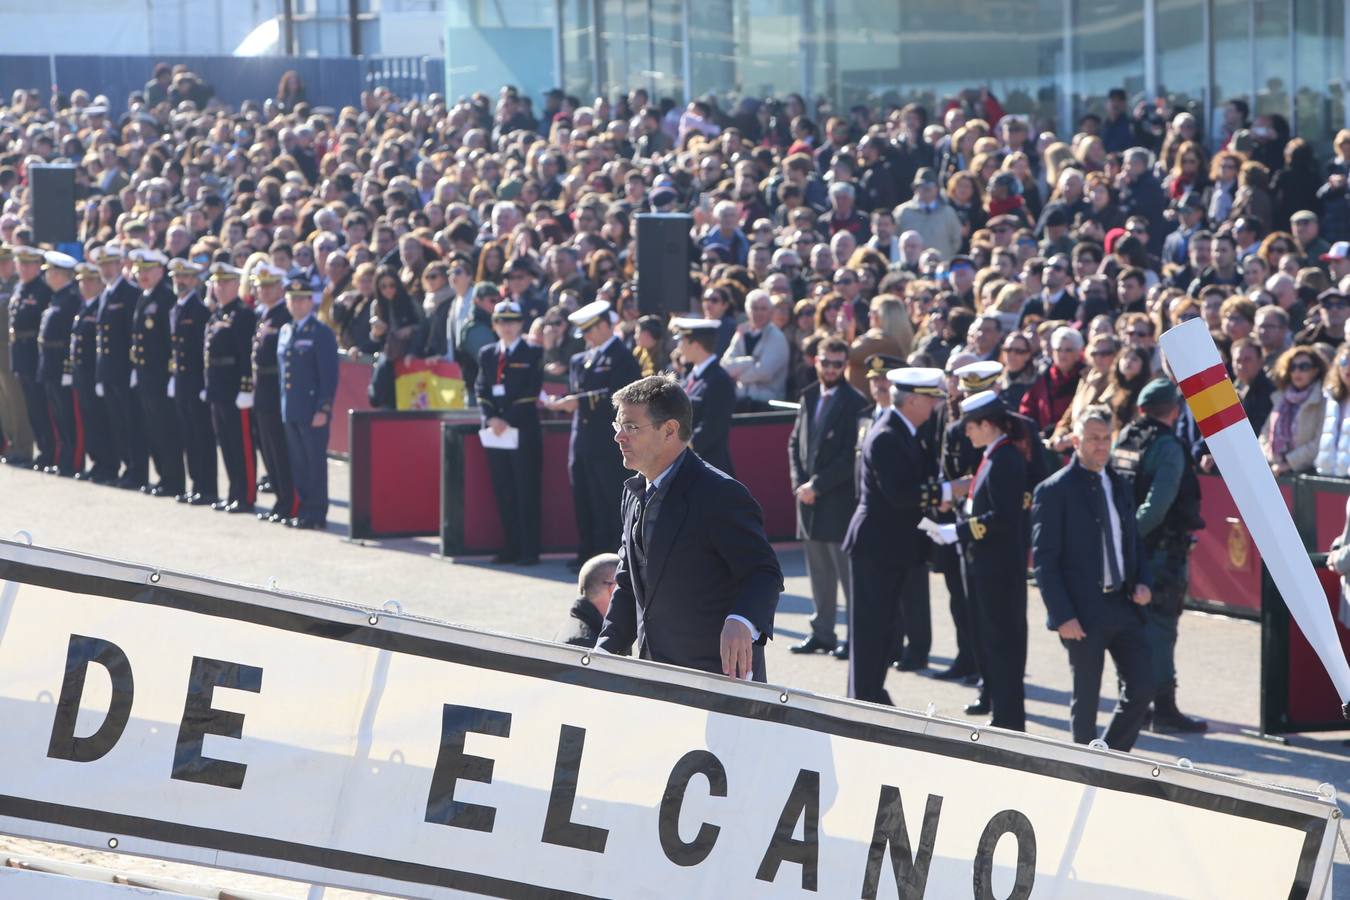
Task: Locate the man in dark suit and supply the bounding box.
[557,553,620,648]
[598,376,782,681]
[476,299,544,565]
[37,252,82,477]
[1032,404,1157,751]
[69,262,116,483]
[130,248,185,498]
[248,264,295,522]
[167,259,217,505]
[94,244,147,489]
[546,300,642,570]
[10,246,55,470]
[788,336,869,656]
[277,279,339,530]
[672,317,735,474]
[204,263,258,512]
[843,367,953,705]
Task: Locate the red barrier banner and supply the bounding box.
[330,357,375,457]
[1188,474,1293,616]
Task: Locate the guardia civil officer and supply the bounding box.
[925,391,1031,731]
[1032,404,1156,751]
[9,246,55,470]
[843,367,949,705]
[69,261,117,483]
[545,299,642,569]
[1111,378,1207,733]
[168,259,218,505]
[0,244,35,466]
[204,263,258,513]
[277,279,338,530]
[130,248,185,497]
[248,264,296,522]
[37,252,82,476]
[672,317,735,474]
[476,299,544,565]
[95,244,148,490]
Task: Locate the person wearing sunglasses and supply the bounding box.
[1261,346,1328,475]
[1295,288,1350,346]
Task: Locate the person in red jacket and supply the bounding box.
[1020,326,1085,438]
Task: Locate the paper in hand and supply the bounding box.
[479,427,520,450]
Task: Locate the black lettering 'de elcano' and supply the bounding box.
[658,749,727,866]
[47,635,135,763]
[755,769,820,891]
[425,704,512,832]
[860,786,943,900]
[172,656,264,790]
[542,724,609,853]
[973,809,1037,900]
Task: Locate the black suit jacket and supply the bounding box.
[132,280,175,392]
[685,358,736,475]
[598,450,782,676]
[556,597,604,648]
[96,277,140,387]
[37,283,79,385]
[1031,458,1153,632]
[789,381,870,542]
[842,409,936,569]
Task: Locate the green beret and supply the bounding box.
[1138,377,1180,408]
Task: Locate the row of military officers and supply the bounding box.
[1,243,338,530]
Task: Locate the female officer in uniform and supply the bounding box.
[925,389,1030,731]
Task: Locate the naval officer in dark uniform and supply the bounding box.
[94,244,148,489]
[597,375,782,680]
[672,317,736,474]
[204,263,258,512]
[248,264,296,521]
[476,299,544,565]
[843,366,953,705]
[37,251,82,476]
[9,246,55,470]
[70,261,116,483]
[545,299,642,569]
[130,248,185,497]
[925,390,1031,731]
[168,258,217,505]
[278,278,339,530]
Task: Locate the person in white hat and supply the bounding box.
[250,262,297,522]
[9,245,57,469]
[94,242,149,489]
[168,258,217,506]
[671,317,735,475]
[843,366,963,705]
[37,251,82,475]
[69,260,118,484]
[0,243,35,466]
[131,247,186,497]
[203,262,259,512]
[546,299,642,570]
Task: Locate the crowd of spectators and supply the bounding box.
[2,74,1349,479]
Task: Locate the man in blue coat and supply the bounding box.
[277,279,339,530]
[1032,404,1157,751]
[598,376,782,681]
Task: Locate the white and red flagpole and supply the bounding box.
[1160,317,1350,718]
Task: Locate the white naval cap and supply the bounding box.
[954,359,1004,392]
[42,250,78,270]
[568,299,616,336]
[886,366,946,397]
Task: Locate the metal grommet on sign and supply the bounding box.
[1151,766,1161,778]
[1088,739,1108,751]
[107,837,119,849]
[778,692,789,704]
[148,571,160,584]
[367,615,379,626]
[580,654,591,666]
[970,730,980,742]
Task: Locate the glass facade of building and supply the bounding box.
[447,0,1348,144]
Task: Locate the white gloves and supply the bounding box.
[166,376,175,399]
[95,382,104,398]
[918,519,958,546]
[129,371,138,388]
[236,391,254,410]
[199,389,207,402]
[61,373,73,387]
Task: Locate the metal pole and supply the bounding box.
[282,0,296,56]
[1061,0,1074,135]
[349,0,361,55]
[554,0,564,91]
[680,0,692,102]
[1143,0,1157,101]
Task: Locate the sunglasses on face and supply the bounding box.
[817,358,845,369]
[1290,361,1318,372]
[1323,301,1348,310]
[1091,349,1115,357]
[1004,346,1031,355]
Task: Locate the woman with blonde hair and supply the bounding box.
[1317,344,1350,477]
[846,294,913,390]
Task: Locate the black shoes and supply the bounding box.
[964,697,991,716]
[894,657,928,672]
[287,518,323,530]
[789,635,836,655]
[832,641,849,660]
[933,665,975,681]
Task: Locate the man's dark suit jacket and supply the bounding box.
[557,597,604,648]
[842,409,934,570]
[1031,458,1153,632]
[789,381,870,543]
[685,357,736,475]
[597,449,782,677]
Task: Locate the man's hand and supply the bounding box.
[1057,618,1086,641]
[487,416,508,436]
[1133,584,1152,606]
[311,411,329,428]
[720,618,753,680]
[795,483,817,505]
[1199,454,1216,473]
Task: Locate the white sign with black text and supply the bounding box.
[0,541,1337,898]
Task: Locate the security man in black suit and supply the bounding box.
[1032,403,1157,751]
[843,367,954,705]
[168,259,218,505]
[672,317,735,474]
[130,248,185,497]
[204,263,258,512]
[9,246,55,470]
[598,376,782,680]
[925,391,1031,731]
[247,264,295,522]
[70,261,116,483]
[789,336,870,656]
[545,299,642,569]
[37,251,82,476]
[94,244,148,489]
[476,299,544,565]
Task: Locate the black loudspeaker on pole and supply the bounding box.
[30,164,78,246]
[635,213,692,316]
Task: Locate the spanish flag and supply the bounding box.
[394,358,467,410]
[1176,363,1245,437]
